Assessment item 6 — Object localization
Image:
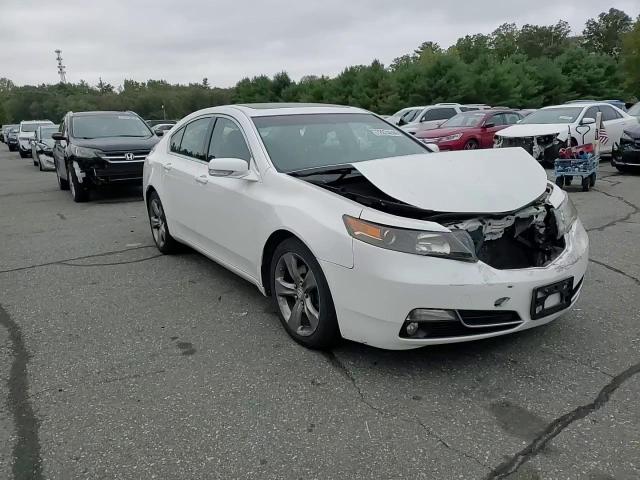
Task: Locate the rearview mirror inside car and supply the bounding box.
[581,117,596,125]
[208,157,254,179]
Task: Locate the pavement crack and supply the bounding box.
[483,360,640,479]
[590,258,640,286]
[0,304,43,480]
[320,351,490,470]
[60,253,162,268]
[0,245,157,274]
[587,188,640,232]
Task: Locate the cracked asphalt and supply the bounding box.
[0,145,639,480]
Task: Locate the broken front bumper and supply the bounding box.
[321,219,589,350]
[496,135,561,163]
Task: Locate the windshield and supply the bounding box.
[441,112,486,128]
[40,127,58,139]
[628,103,640,116]
[72,114,152,139]
[21,123,50,133]
[520,107,583,124]
[253,113,427,173]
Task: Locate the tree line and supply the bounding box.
[1,8,639,124]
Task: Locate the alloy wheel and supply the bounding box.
[274,253,320,337]
[149,198,167,247]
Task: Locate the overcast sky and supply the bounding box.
[1,0,638,88]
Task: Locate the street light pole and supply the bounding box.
[161,104,166,120]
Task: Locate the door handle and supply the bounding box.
[195,175,208,185]
[163,163,173,171]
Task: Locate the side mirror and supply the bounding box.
[581,117,596,125]
[208,157,251,179]
[154,129,164,137]
[424,143,440,152]
[397,117,406,126]
[51,132,66,142]
[483,122,495,129]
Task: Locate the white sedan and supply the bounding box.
[495,102,638,164]
[143,104,589,350]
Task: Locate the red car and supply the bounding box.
[415,110,523,151]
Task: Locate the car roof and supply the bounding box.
[201,103,370,118]
[70,111,138,117]
[20,120,53,124]
[543,102,607,110]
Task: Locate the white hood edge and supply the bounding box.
[352,148,548,214]
[496,123,572,138]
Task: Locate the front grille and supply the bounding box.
[103,149,150,161]
[499,137,534,154]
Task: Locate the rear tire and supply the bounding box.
[589,173,596,187]
[270,238,339,349]
[147,191,180,254]
[555,176,565,188]
[69,164,90,202]
[581,176,590,191]
[56,163,70,190]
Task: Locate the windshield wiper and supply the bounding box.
[288,166,356,178]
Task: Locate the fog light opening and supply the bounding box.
[401,309,460,339]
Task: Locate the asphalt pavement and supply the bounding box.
[0,145,638,480]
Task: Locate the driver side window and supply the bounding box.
[583,107,599,122]
[207,117,252,164]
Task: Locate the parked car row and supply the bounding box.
[5,101,639,351]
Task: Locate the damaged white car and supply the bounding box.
[494,102,636,165]
[144,104,589,350]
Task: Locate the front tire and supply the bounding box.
[69,164,90,202]
[19,150,28,158]
[270,238,339,349]
[463,139,479,150]
[147,191,179,254]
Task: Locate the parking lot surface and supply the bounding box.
[0,146,639,480]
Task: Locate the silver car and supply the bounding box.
[31,124,59,171]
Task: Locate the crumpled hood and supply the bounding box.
[352,148,548,214]
[497,123,570,138]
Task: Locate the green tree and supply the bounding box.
[583,8,633,56]
[518,21,571,58]
[621,16,640,97]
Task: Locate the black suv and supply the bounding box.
[52,111,160,202]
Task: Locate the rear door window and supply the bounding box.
[599,105,622,121]
[176,117,212,160]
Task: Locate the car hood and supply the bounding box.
[623,124,640,139]
[352,148,547,214]
[416,126,471,138]
[72,135,159,152]
[497,123,570,138]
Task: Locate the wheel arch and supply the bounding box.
[260,229,313,296]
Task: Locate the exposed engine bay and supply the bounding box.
[300,169,565,269]
[495,134,563,163]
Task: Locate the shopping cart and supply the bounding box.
[554,143,599,192]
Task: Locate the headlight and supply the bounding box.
[620,131,633,147]
[72,146,103,158]
[554,194,578,238]
[441,133,463,142]
[343,215,477,262]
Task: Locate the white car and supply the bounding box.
[143,103,589,350]
[400,104,471,134]
[386,107,424,126]
[494,102,637,164]
[17,120,54,158]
